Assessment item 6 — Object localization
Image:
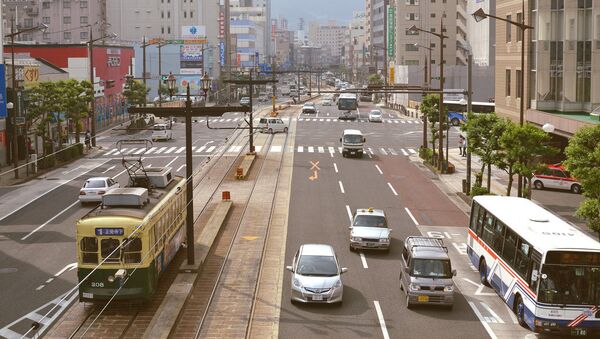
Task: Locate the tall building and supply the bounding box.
[308,21,347,66]
[467,0,496,67]
[229,0,272,62]
[495,0,599,143]
[2,0,107,43]
[346,11,368,82]
[368,0,386,71]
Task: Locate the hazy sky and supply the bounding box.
[272,0,364,29]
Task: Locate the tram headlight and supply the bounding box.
[108,269,127,283]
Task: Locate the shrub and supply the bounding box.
[69,145,79,158]
[419,146,433,162]
[38,155,55,169]
[57,148,71,162]
[470,185,491,197]
[76,143,84,155]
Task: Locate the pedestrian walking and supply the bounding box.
[458,135,465,156]
[84,130,91,151]
[462,135,468,157]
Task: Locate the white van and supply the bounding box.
[152,124,173,141]
[340,129,365,158]
[258,118,288,134]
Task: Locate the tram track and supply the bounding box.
[190,129,289,338]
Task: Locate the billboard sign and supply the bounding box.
[180,45,203,75]
[219,41,226,66]
[182,26,206,39]
[0,65,6,119]
[387,6,395,58]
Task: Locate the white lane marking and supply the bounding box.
[255,146,263,152]
[345,205,353,222]
[196,146,207,153]
[21,201,80,240]
[318,146,325,153]
[375,165,383,175]
[480,302,505,324]
[164,147,178,154]
[155,146,167,154]
[36,285,45,291]
[0,159,110,223]
[452,242,468,255]
[338,181,345,194]
[404,207,419,226]
[61,166,81,175]
[145,147,157,154]
[401,120,406,124]
[298,146,304,153]
[380,148,388,156]
[338,181,346,194]
[387,183,398,196]
[328,146,335,154]
[175,147,186,154]
[104,149,117,155]
[270,145,283,153]
[407,120,414,124]
[165,157,179,168]
[373,301,390,339]
[408,148,417,154]
[368,147,374,155]
[400,149,409,156]
[467,301,499,339]
[393,120,399,124]
[177,165,186,172]
[338,147,343,153]
[55,263,77,277]
[308,146,314,153]
[102,165,115,174]
[387,148,397,156]
[326,118,331,122]
[134,148,146,155]
[333,163,339,173]
[360,253,369,269]
[206,146,216,153]
[225,118,232,122]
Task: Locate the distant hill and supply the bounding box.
[272,0,364,29]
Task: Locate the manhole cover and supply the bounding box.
[0,268,18,274]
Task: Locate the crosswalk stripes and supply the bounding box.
[308,146,314,153]
[298,146,304,153]
[297,117,422,124]
[206,146,216,153]
[400,149,409,156]
[196,146,206,153]
[164,147,177,154]
[408,148,417,154]
[175,147,186,154]
[388,148,398,156]
[318,146,325,153]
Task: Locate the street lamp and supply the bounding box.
[88,29,118,147]
[409,21,448,172]
[200,72,212,100]
[473,5,533,196]
[5,19,48,178]
[166,72,176,99]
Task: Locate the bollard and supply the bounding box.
[222,191,231,201]
[236,167,243,178]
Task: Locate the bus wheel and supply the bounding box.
[514,295,526,327]
[479,259,489,286]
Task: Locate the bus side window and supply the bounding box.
[482,212,496,245]
[501,229,518,266]
[469,202,480,232]
[514,239,531,278]
[492,221,506,254]
[476,206,486,236]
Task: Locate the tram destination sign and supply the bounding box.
[95,228,125,236]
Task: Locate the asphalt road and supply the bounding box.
[279,100,491,339]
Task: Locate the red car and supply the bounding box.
[532,164,582,194]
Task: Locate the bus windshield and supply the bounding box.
[538,265,600,305]
[338,97,357,111]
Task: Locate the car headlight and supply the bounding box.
[379,238,390,243]
[409,283,421,291]
[444,285,454,292]
[292,278,302,289]
[351,237,361,242]
[334,279,342,288]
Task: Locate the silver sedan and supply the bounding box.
[368,110,383,122]
[286,244,347,304]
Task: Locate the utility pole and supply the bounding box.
[466,52,473,195]
[10,19,19,177]
[437,18,445,172]
[225,0,231,103]
[383,0,388,107]
[88,26,97,147]
[158,42,164,107]
[142,36,148,107]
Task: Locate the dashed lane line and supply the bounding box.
[345,205,352,222]
[360,253,369,269]
[373,301,390,339]
[387,183,398,196]
[404,207,419,226]
[338,181,345,194]
[375,165,383,175]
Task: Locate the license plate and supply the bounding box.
[418,295,429,302]
[83,292,93,299]
[366,243,376,247]
[350,152,356,155]
[571,328,587,336]
[312,295,323,301]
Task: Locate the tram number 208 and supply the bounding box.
[91,282,105,288]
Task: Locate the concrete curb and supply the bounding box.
[236,154,256,180]
[141,199,233,339]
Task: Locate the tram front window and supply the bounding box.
[123,238,142,263]
[101,238,121,263]
[80,237,98,264]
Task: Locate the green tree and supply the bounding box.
[564,125,600,239]
[26,82,62,155]
[123,80,149,107]
[60,80,92,144]
[464,112,507,191]
[495,119,520,196]
[420,94,446,165]
[368,74,383,87]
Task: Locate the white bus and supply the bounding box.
[468,196,600,336]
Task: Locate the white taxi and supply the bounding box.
[349,208,391,252]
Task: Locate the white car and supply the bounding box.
[261,118,288,134]
[368,110,383,122]
[349,208,391,252]
[152,124,173,141]
[322,99,333,106]
[286,244,347,304]
[79,177,120,204]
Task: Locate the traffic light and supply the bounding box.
[105,80,115,88]
[161,75,168,84]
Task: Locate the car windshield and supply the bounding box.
[538,265,600,305]
[306,102,314,106]
[370,111,381,115]
[344,134,363,143]
[353,215,387,228]
[154,125,166,131]
[296,255,339,276]
[411,259,452,278]
[85,180,106,188]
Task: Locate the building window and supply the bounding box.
[161,26,164,34]
[405,29,418,36]
[42,2,50,9]
[64,16,71,24]
[80,0,88,8]
[168,11,170,18]
[81,31,88,40]
[516,13,523,42]
[405,44,419,52]
[505,69,511,96]
[506,15,512,42]
[168,26,171,34]
[161,11,164,19]
[63,0,71,8]
[80,16,88,25]
[64,32,72,40]
[551,0,564,9]
[43,32,50,40]
[42,17,50,24]
[184,11,187,19]
[190,11,194,18]
[516,70,522,99]
[431,13,436,18]
[24,18,33,28]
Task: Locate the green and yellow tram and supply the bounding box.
[76,172,186,301]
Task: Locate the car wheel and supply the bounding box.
[406,294,413,309]
[342,153,346,158]
[284,127,288,133]
[514,296,526,328]
[349,244,355,252]
[479,258,489,286]
[533,180,544,190]
[451,118,460,126]
[268,128,273,134]
[571,184,582,194]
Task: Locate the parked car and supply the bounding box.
[260,118,288,134]
[349,208,391,252]
[302,102,317,114]
[79,177,120,204]
[368,110,383,122]
[532,164,582,194]
[322,99,333,106]
[286,244,348,304]
[152,124,173,141]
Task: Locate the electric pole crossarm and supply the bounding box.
[128,106,251,116]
